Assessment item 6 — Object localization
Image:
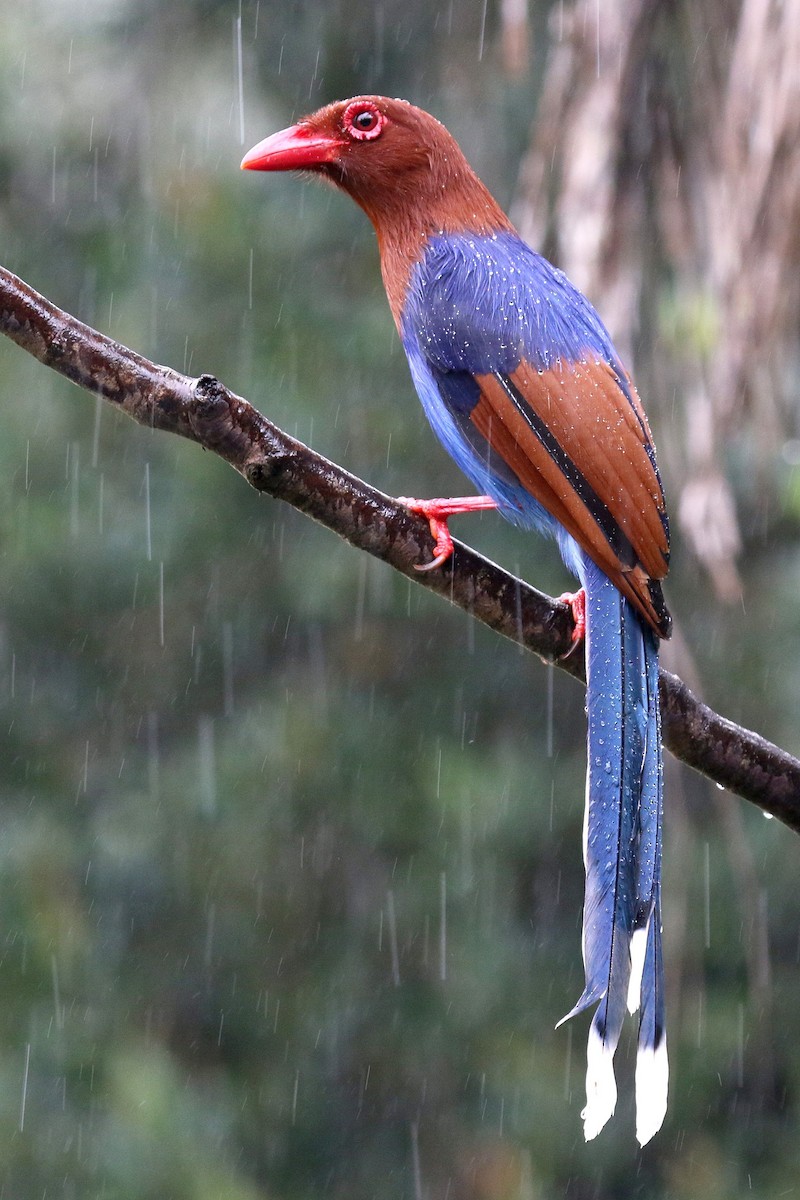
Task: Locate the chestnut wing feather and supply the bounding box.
[470,362,670,635]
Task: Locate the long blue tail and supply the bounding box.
[559,557,667,1144]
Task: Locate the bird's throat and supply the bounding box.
[362,179,514,326]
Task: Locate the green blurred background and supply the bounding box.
[1,0,799,1196]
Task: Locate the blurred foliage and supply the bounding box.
[0,1,799,1198]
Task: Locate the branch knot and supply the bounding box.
[193,374,231,421]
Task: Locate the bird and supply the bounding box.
[242,96,670,1145]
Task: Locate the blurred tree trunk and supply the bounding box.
[513,0,800,603]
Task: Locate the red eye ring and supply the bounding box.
[342,101,385,141]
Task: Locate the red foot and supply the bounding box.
[398,495,498,571]
[557,587,586,653]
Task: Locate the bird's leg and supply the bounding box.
[397,495,498,571]
[557,588,586,652]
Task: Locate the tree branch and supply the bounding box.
[2,263,799,834]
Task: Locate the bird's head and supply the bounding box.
[241,96,509,237]
[242,97,449,197]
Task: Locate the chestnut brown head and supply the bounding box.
[242,96,508,235]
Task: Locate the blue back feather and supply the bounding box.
[402,232,625,374]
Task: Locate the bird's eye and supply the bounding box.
[342,101,385,142]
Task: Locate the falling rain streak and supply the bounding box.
[19,1044,30,1133]
[234,13,245,145]
[386,890,400,986]
[478,0,489,59]
[410,1120,423,1200]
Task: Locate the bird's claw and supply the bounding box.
[414,518,454,571]
[557,588,586,656]
[398,494,497,571]
[398,497,456,570]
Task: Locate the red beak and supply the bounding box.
[240,123,343,172]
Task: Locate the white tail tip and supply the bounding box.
[582,1024,618,1141]
[627,924,649,1014]
[635,1036,669,1146]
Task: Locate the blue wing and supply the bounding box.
[401,232,670,635]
